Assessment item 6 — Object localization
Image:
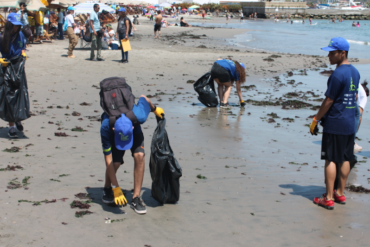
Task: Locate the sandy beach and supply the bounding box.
[1,15,370,246]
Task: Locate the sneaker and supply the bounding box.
[15,122,23,132]
[220,103,225,108]
[8,127,18,138]
[354,143,362,152]
[313,195,334,210]
[333,190,346,204]
[102,187,114,204]
[130,197,147,214]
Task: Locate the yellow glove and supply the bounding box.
[154,106,165,119]
[309,117,319,135]
[21,51,27,59]
[0,58,9,67]
[112,187,127,206]
[240,100,246,107]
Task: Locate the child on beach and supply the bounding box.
[310,37,359,210]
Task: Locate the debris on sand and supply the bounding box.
[80,102,92,106]
[186,80,195,84]
[3,147,21,153]
[0,165,23,171]
[72,111,81,116]
[71,126,87,132]
[287,71,294,77]
[268,118,276,123]
[263,58,274,62]
[267,112,280,118]
[241,85,256,90]
[18,199,56,206]
[196,174,207,179]
[197,45,207,48]
[75,193,91,199]
[283,118,295,122]
[70,200,92,209]
[55,132,69,137]
[75,210,93,218]
[7,178,22,189]
[346,185,370,193]
[86,115,101,122]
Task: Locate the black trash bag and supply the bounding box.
[150,117,182,204]
[193,72,218,107]
[0,56,30,122]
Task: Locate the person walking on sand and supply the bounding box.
[0,13,27,138]
[240,11,244,22]
[99,82,165,214]
[202,10,205,20]
[65,7,78,58]
[90,4,104,61]
[57,8,64,40]
[116,8,130,63]
[154,10,162,39]
[210,59,246,108]
[310,37,360,210]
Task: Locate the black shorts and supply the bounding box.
[154,24,161,32]
[321,132,354,163]
[210,62,231,83]
[112,132,145,164]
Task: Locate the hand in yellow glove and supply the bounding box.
[112,187,127,206]
[21,51,27,59]
[240,100,246,107]
[309,117,319,135]
[0,58,9,67]
[154,106,165,119]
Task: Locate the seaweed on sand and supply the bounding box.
[70,200,92,209]
[346,185,370,193]
[75,210,93,218]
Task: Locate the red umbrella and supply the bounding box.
[147,6,155,9]
[182,8,186,10]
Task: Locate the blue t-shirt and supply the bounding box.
[215,59,239,81]
[323,64,360,135]
[17,10,29,26]
[100,97,151,155]
[58,12,64,24]
[90,11,101,32]
[0,32,26,60]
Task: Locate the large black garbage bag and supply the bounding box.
[193,72,218,107]
[150,117,182,204]
[0,56,30,122]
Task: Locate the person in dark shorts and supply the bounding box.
[154,10,162,39]
[210,59,246,107]
[310,37,360,210]
[100,95,165,214]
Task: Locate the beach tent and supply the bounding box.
[73,2,115,14]
[189,5,199,9]
[159,2,171,7]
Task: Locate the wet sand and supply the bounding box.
[0,15,370,246]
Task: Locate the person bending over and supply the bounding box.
[310,37,359,210]
[100,94,165,214]
[210,59,246,107]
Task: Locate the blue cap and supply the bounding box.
[321,37,349,52]
[240,62,245,69]
[7,13,22,26]
[114,114,133,150]
[67,6,75,11]
[119,7,126,12]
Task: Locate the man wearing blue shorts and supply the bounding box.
[100,95,164,214]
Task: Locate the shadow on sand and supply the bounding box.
[279,184,325,201]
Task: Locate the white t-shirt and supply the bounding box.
[357,84,367,110]
[66,14,74,27]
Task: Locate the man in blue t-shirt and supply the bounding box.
[309,37,360,210]
[100,94,164,214]
[90,4,103,61]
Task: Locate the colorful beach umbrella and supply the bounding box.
[147,5,155,9]
[189,5,199,9]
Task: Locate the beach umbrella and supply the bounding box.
[73,2,115,14]
[0,0,18,8]
[159,2,171,7]
[164,6,171,9]
[153,4,159,6]
[147,5,155,8]
[189,5,199,9]
[181,8,186,10]
[19,0,47,11]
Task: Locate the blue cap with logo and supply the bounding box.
[119,7,126,12]
[321,37,349,52]
[67,6,75,11]
[7,13,23,26]
[240,62,245,69]
[114,114,133,150]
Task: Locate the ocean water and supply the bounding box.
[191,19,370,59]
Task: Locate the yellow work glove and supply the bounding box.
[21,51,27,60]
[240,100,246,107]
[112,187,127,206]
[0,58,9,67]
[154,106,165,119]
[309,117,319,135]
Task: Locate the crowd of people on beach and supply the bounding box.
[0,4,368,215]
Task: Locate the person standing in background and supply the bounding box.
[116,8,129,63]
[66,6,78,58]
[57,8,64,40]
[90,3,104,61]
[34,10,44,43]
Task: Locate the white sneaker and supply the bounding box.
[354,143,362,152]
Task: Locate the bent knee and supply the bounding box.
[133,152,145,160]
